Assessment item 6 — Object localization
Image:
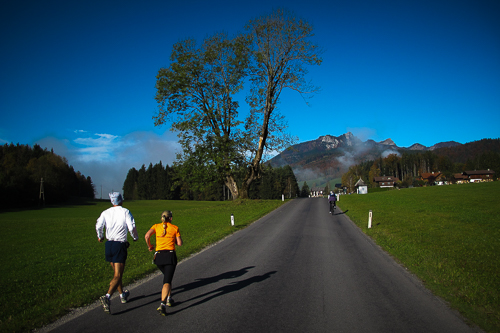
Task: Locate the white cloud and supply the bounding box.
[36,130,181,198]
[336,151,357,170]
[381,149,401,158]
[73,133,123,162]
[74,133,119,145]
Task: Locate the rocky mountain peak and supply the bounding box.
[379,138,396,146]
[409,143,426,150]
[318,132,358,150]
[320,135,341,149]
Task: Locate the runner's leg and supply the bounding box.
[107,262,125,295]
[161,283,171,302]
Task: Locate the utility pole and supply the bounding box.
[39,178,45,207]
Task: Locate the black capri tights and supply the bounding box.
[157,264,177,284]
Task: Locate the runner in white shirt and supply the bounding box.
[96,192,139,314]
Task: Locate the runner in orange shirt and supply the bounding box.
[145,210,183,316]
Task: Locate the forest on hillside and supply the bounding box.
[0,143,95,208]
[433,138,500,164]
[341,139,500,192]
[122,162,301,201]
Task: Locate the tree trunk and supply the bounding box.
[239,163,259,199]
[225,175,239,200]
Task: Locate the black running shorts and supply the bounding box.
[105,241,128,263]
[155,251,178,284]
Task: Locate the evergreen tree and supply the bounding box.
[258,165,276,199]
[300,181,310,197]
[282,165,299,198]
[136,165,148,199]
[123,168,139,200]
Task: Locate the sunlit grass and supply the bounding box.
[337,182,500,333]
[3,183,499,332]
[0,199,286,332]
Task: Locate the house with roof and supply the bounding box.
[310,187,324,197]
[335,183,348,194]
[355,178,368,194]
[463,170,495,183]
[453,173,469,184]
[373,176,400,188]
[420,172,446,185]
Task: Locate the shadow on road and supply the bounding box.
[170,271,277,315]
[112,292,161,315]
[111,267,256,316]
[172,266,255,295]
[333,209,349,215]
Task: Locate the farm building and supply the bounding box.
[462,170,495,183]
[420,172,446,185]
[310,187,324,197]
[453,173,469,184]
[373,176,400,188]
[355,178,368,194]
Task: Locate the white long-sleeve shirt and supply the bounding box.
[96,206,139,242]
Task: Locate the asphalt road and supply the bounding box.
[43,198,480,333]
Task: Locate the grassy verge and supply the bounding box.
[337,182,500,333]
[0,199,287,332]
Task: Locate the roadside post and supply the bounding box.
[368,210,372,228]
[231,213,235,226]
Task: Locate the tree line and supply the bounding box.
[0,143,95,208]
[341,139,500,193]
[122,162,300,201]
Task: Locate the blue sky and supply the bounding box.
[1,0,499,197]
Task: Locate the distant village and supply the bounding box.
[310,169,496,197]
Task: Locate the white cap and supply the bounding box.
[109,192,123,205]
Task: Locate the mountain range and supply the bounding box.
[268,132,461,183]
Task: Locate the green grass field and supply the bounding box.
[1,183,499,332]
[337,182,500,333]
[0,199,287,333]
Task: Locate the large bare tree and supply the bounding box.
[154,9,322,199]
[240,8,323,198]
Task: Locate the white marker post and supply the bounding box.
[282,194,284,202]
[368,210,373,229]
[231,214,235,226]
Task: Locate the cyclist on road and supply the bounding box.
[328,191,337,214]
